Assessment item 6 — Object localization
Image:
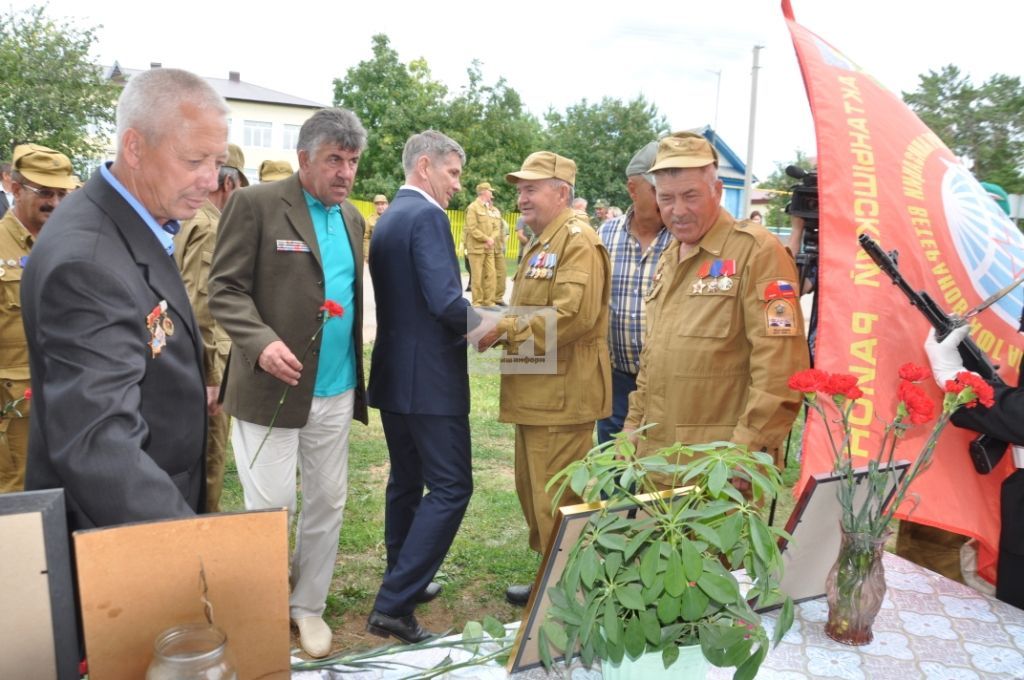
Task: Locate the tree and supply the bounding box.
[444,61,543,210]
[0,6,118,166]
[543,96,670,212]
[333,34,448,199]
[903,65,1024,193]
[756,151,816,229]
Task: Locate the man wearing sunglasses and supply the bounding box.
[0,143,76,493]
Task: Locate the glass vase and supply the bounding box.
[145,623,237,680]
[824,528,888,645]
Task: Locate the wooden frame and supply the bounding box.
[0,489,78,680]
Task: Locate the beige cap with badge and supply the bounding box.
[476,182,494,193]
[259,159,293,183]
[506,151,576,186]
[225,144,250,187]
[648,131,720,172]
[12,143,77,190]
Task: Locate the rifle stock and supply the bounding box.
[858,234,1007,474]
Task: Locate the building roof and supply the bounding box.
[105,62,327,109]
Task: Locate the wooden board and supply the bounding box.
[74,509,290,680]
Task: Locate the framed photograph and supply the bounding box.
[0,489,78,680]
[507,486,691,673]
[754,459,911,611]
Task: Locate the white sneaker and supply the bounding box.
[293,616,332,658]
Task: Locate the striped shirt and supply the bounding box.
[597,209,671,375]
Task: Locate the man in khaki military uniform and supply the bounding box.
[0,144,76,492]
[464,181,502,306]
[492,213,509,305]
[172,143,248,512]
[624,132,809,468]
[363,193,388,260]
[480,152,611,606]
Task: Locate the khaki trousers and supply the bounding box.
[468,251,496,306]
[0,415,29,493]
[232,390,354,619]
[204,411,230,512]
[493,251,507,303]
[515,422,593,555]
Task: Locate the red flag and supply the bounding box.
[783,0,1023,583]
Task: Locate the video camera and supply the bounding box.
[785,165,819,268]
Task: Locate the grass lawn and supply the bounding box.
[220,344,805,655]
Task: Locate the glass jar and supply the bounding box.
[145,623,238,680]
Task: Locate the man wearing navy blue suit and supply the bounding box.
[366,130,489,643]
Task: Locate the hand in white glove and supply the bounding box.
[924,325,970,386]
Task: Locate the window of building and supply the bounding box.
[282,124,300,150]
[244,120,272,148]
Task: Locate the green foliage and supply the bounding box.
[756,151,815,230]
[0,6,118,167]
[540,438,793,676]
[903,65,1024,194]
[543,96,670,211]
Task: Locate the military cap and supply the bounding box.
[648,131,720,172]
[12,143,77,190]
[476,182,494,193]
[594,198,609,209]
[625,141,659,185]
[225,144,249,187]
[372,194,388,204]
[506,151,576,186]
[259,159,293,182]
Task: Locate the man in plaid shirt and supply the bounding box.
[596,141,671,445]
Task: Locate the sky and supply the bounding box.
[8,0,1022,179]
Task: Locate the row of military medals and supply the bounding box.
[526,251,557,279]
[0,256,28,277]
[691,258,735,294]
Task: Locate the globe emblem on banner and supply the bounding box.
[941,159,1024,329]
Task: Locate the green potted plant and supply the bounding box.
[537,437,795,680]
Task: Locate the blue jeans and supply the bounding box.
[597,369,637,445]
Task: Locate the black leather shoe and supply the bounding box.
[416,581,443,603]
[505,584,532,607]
[366,610,434,644]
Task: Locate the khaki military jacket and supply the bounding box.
[0,211,32,415]
[624,210,809,461]
[465,198,502,254]
[173,200,231,387]
[363,211,379,259]
[498,208,612,426]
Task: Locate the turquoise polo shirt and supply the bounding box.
[304,191,356,397]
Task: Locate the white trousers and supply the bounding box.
[232,390,354,619]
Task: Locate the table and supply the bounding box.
[295,553,1024,679]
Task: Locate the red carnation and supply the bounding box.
[22,389,31,401]
[897,363,931,383]
[944,372,996,409]
[320,300,344,318]
[898,381,935,424]
[788,368,829,394]
[825,373,862,400]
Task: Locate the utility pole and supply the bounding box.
[743,45,764,221]
[708,68,722,136]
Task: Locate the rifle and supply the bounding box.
[858,234,1008,474]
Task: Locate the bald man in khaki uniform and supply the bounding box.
[0,144,76,492]
[479,152,611,606]
[625,132,808,464]
[464,181,502,306]
[173,143,248,512]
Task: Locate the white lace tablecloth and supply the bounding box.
[297,553,1024,679]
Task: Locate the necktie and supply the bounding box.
[162,220,180,236]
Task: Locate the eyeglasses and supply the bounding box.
[19,183,68,201]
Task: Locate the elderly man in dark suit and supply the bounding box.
[365,130,489,643]
[21,68,226,531]
[209,107,367,658]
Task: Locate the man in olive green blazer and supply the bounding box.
[208,108,368,659]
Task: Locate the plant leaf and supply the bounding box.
[733,644,767,680]
[689,522,723,551]
[570,464,591,496]
[581,545,600,588]
[482,615,506,640]
[624,616,646,658]
[748,514,775,566]
[680,538,703,581]
[773,597,794,646]
[597,532,627,553]
[541,621,568,652]
[708,460,727,496]
[657,590,681,624]
[664,547,686,597]
[640,543,661,587]
[662,643,680,669]
[603,597,623,646]
[638,608,661,645]
[697,568,740,604]
[616,584,646,611]
[680,582,710,621]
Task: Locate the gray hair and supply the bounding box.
[116,68,228,143]
[218,165,241,190]
[402,130,466,176]
[297,108,367,156]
